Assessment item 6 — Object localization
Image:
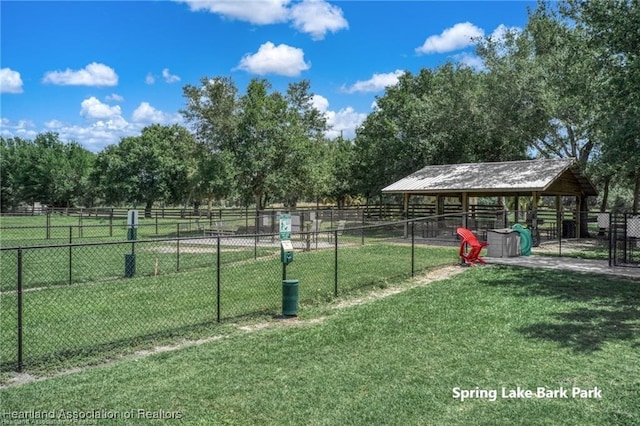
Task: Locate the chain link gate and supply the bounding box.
[610,213,640,267]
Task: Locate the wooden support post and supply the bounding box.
[461,192,469,229]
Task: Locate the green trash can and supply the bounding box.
[125,253,136,278]
[282,279,299,316]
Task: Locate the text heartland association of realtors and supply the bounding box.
[453,386,602,402]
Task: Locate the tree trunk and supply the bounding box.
[600,175,611,212]
[207,195,213,219]
[255,192,264,212]
[633,173,640,214]
[145,200,153,218]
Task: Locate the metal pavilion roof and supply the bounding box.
[381,158,598,197]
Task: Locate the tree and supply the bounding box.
[1,133,95,209]
[352,64,529,198]
[324,136,356,208]
[477,3,603,170]
[182,77,329,210]
[92,124,197,217]
[562,0,640,212]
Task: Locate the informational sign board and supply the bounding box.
[279,213,291,240]
[127,210,139,228]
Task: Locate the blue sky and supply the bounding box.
[1,0,536,152]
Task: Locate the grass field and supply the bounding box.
[0,214,250,248]
[0,242,457,374]
[1,266,638,425]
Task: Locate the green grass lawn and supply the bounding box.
[1,266,638,425]
[0,243,456,374]
[0,214,253,248]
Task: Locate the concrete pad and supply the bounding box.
[486,255,640,280]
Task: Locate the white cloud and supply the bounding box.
[145,73,155,85]
[131,102,182,125]
[290,0,348,40]
[311,94,330,112]
[80,97,122,120]
[452,52,485,71]
[42,62,118,86]
[3,99,182,152]
[342,70,405,94]
[324,107,367,140]
[162,68,181,83]
[310,94,366,140]
[179,0,290,25]
[236,42,310,76]
[178,0,348,39]
[0,118,37,140]
[106,93,124,102]
[416,22,484,54]
[0,68,24,94]
[489,24,521,43]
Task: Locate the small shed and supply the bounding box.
[381,158,597,237]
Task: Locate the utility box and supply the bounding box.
[487,228,520,258]
[281,240,294,265]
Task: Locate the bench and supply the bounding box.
[204,221,237,236]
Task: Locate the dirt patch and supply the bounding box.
[335,265,465,309]
[145,246,246,254]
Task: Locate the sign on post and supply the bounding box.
[279,213,291,240]
[127,209,139,240]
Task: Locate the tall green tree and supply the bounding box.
[182,77,328,210]
[477,3,602,170]
[0,133,94,209]
[352,64,529,198]
[92,124,197,217]
[562,0,640,212]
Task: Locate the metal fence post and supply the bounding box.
[608,212,613,267]
[46,210,51,240]
[361,209,365,245]
[69,226,73,285]
[217,236,221,322]
[109,208,113,237]
[334,229,338,297]
[411,220,415,277]
[79,211,83,238]
[255,210,259,260]
[177,238,180,272]
[17,247,23,372]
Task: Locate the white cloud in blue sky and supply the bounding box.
[416,22,485,55]
[235,42,311,76]
[42,62,118,87]
[178,0,348,40]
[0,68,23,93]
[342,70,406,94]
[162,69,181,83]
[179,0,291,25]
[312,94,366,139]
[80,97,122,121]
[289,0,348,40]
[1,1,535,151]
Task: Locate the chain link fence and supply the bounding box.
[3,209,629,373]
[610,213,640,267]
[0,216,460,373]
